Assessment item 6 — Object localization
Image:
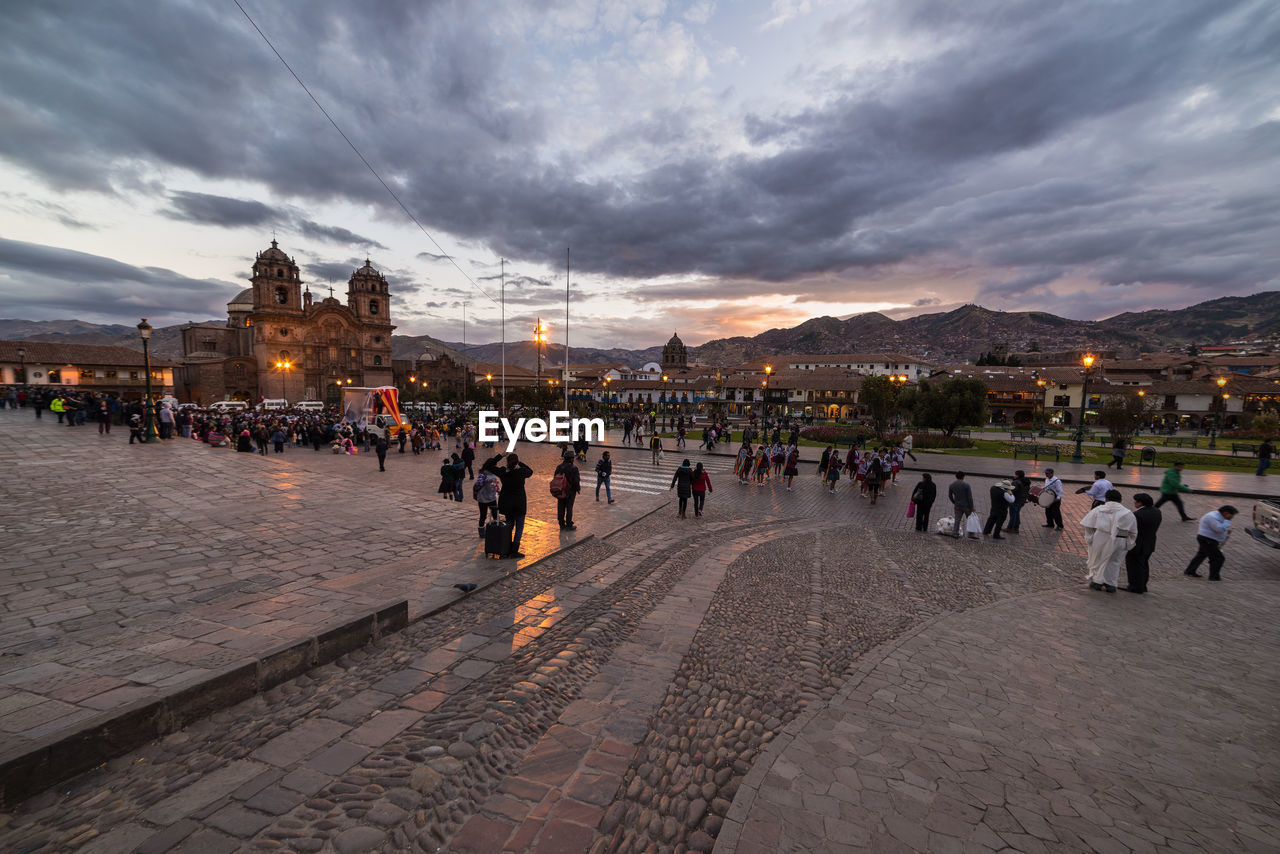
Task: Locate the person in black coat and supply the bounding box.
[375,435,389,472]
[1007,470,1032,532]
[1123,493,1162,593]
[983,481,1014,539]
[670,458,694,519]
[489,453,533,558]
[554,450,581,530]
[910,473,936,532]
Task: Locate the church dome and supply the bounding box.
[259,239,289,262]
[228,287,254,309]
[354,259,379,276]
[666,332,685,348]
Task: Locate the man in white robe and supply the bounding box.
[1080,489,1137,592]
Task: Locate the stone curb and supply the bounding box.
[712,589,1051,854]
[0,502,660,808]
[0,600,408,809]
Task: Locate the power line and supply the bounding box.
[230,0,498,308]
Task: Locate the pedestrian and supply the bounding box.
[818,446,833,480]
[473,466,499,537]
[692,462,712,517]
[649,433,663,466]
[438,456,457,500]
[783,444,799,490]
[1075,471,1114,509]
[902,433,917,462]
[553,449,581,529]
[1107,438,1126,469]
[1123,493,1161,594]
[948,472,975,538]
[1081,489,1136,592]
[375,435,388,471]
[397,429,407,454]
[1257,438,1273,476]
[1041,468,1064,529]
[1155,461,1193,521]
[984,480,1014,539]
[862,454,881,502]
[96,398,112,435]
[1007,469,1031,532]
[910,473,935,533]
[670,458,694,518]
[595,451,614,503]
[1185,505,1238,581]
[492,452,533,559]
[128,413,143,444]
[271,428,286,453]
[734,442,753,484]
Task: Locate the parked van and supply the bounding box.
[295,400,325,412]
[209,400,248,412]
[260,398,289,410]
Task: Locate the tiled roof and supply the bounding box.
[0,339,174,367]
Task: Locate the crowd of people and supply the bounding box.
[927,464,1243,593]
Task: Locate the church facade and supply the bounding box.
[177,240,395,404]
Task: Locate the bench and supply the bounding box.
[1012,443,1060,461]
[1009,430,1035,441]
[1231,443,1260,457]
[953,429,972,438]
[1161,437,1199,448]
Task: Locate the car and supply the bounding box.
[1247,498,1280,549]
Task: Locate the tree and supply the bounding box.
[1096,393,1155,446]
[910,377,989,435]
[858,374,897,437]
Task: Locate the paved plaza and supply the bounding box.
[1,408,1277,852]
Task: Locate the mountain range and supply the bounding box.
[2,290,1277,369]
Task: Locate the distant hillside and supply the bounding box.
[3,290,1275,368]
[1103,291,1280,342]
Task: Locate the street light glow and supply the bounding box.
[1082,353,1095,368]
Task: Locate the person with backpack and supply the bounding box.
[649,433,663,466]
[473,466,500,537]
[552,449,581,530]
[595,451,614,503]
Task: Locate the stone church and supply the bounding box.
[178,240,395,404]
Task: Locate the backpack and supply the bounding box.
[549,471,568,498]
[472,472,489,500]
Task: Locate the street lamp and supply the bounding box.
[1070,353,1096,463]
[533,319,548,402]
[1035,377,1047,432]
[137,318,159,442]
[274,359,291,399]
[1209,376,1227,449]
[16,346,25,385]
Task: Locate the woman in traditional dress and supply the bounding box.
[735,442,753,484]
[753,444,770,485]
[783,443,799,490]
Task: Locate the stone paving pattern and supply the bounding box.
[719,580,1280,853]
[1,409,1278,852]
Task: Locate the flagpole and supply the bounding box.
[564,247,570,412]
[501,259,506,415]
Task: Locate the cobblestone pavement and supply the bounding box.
[1,409,1277,852]
[718,578,1280,854]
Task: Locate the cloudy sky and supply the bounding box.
[1,0,1277,348]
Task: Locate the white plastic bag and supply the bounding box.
[966,513,982,535]
[935,516,954,534]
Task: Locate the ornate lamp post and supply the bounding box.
[1209,376,1227,449]
[1035,377,1047,431]
[17,346,25,385]
[485,373,494,405]
[274,359,292,400]
[137,318,159,442]
[1070,353,1096,463]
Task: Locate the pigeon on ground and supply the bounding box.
[454,583,477,593]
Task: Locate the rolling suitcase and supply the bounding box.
[484,519,512,558]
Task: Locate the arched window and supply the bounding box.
[369,299,379,314]
[277,268,284,277]
[275,286,288,304]
[373,355,383,366]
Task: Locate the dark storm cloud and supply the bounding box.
[165,191,274,227]
[0,237,238,320]
[163,191,387,250]
[1,0,1278,319]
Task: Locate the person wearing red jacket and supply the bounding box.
[691,462,713,518]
